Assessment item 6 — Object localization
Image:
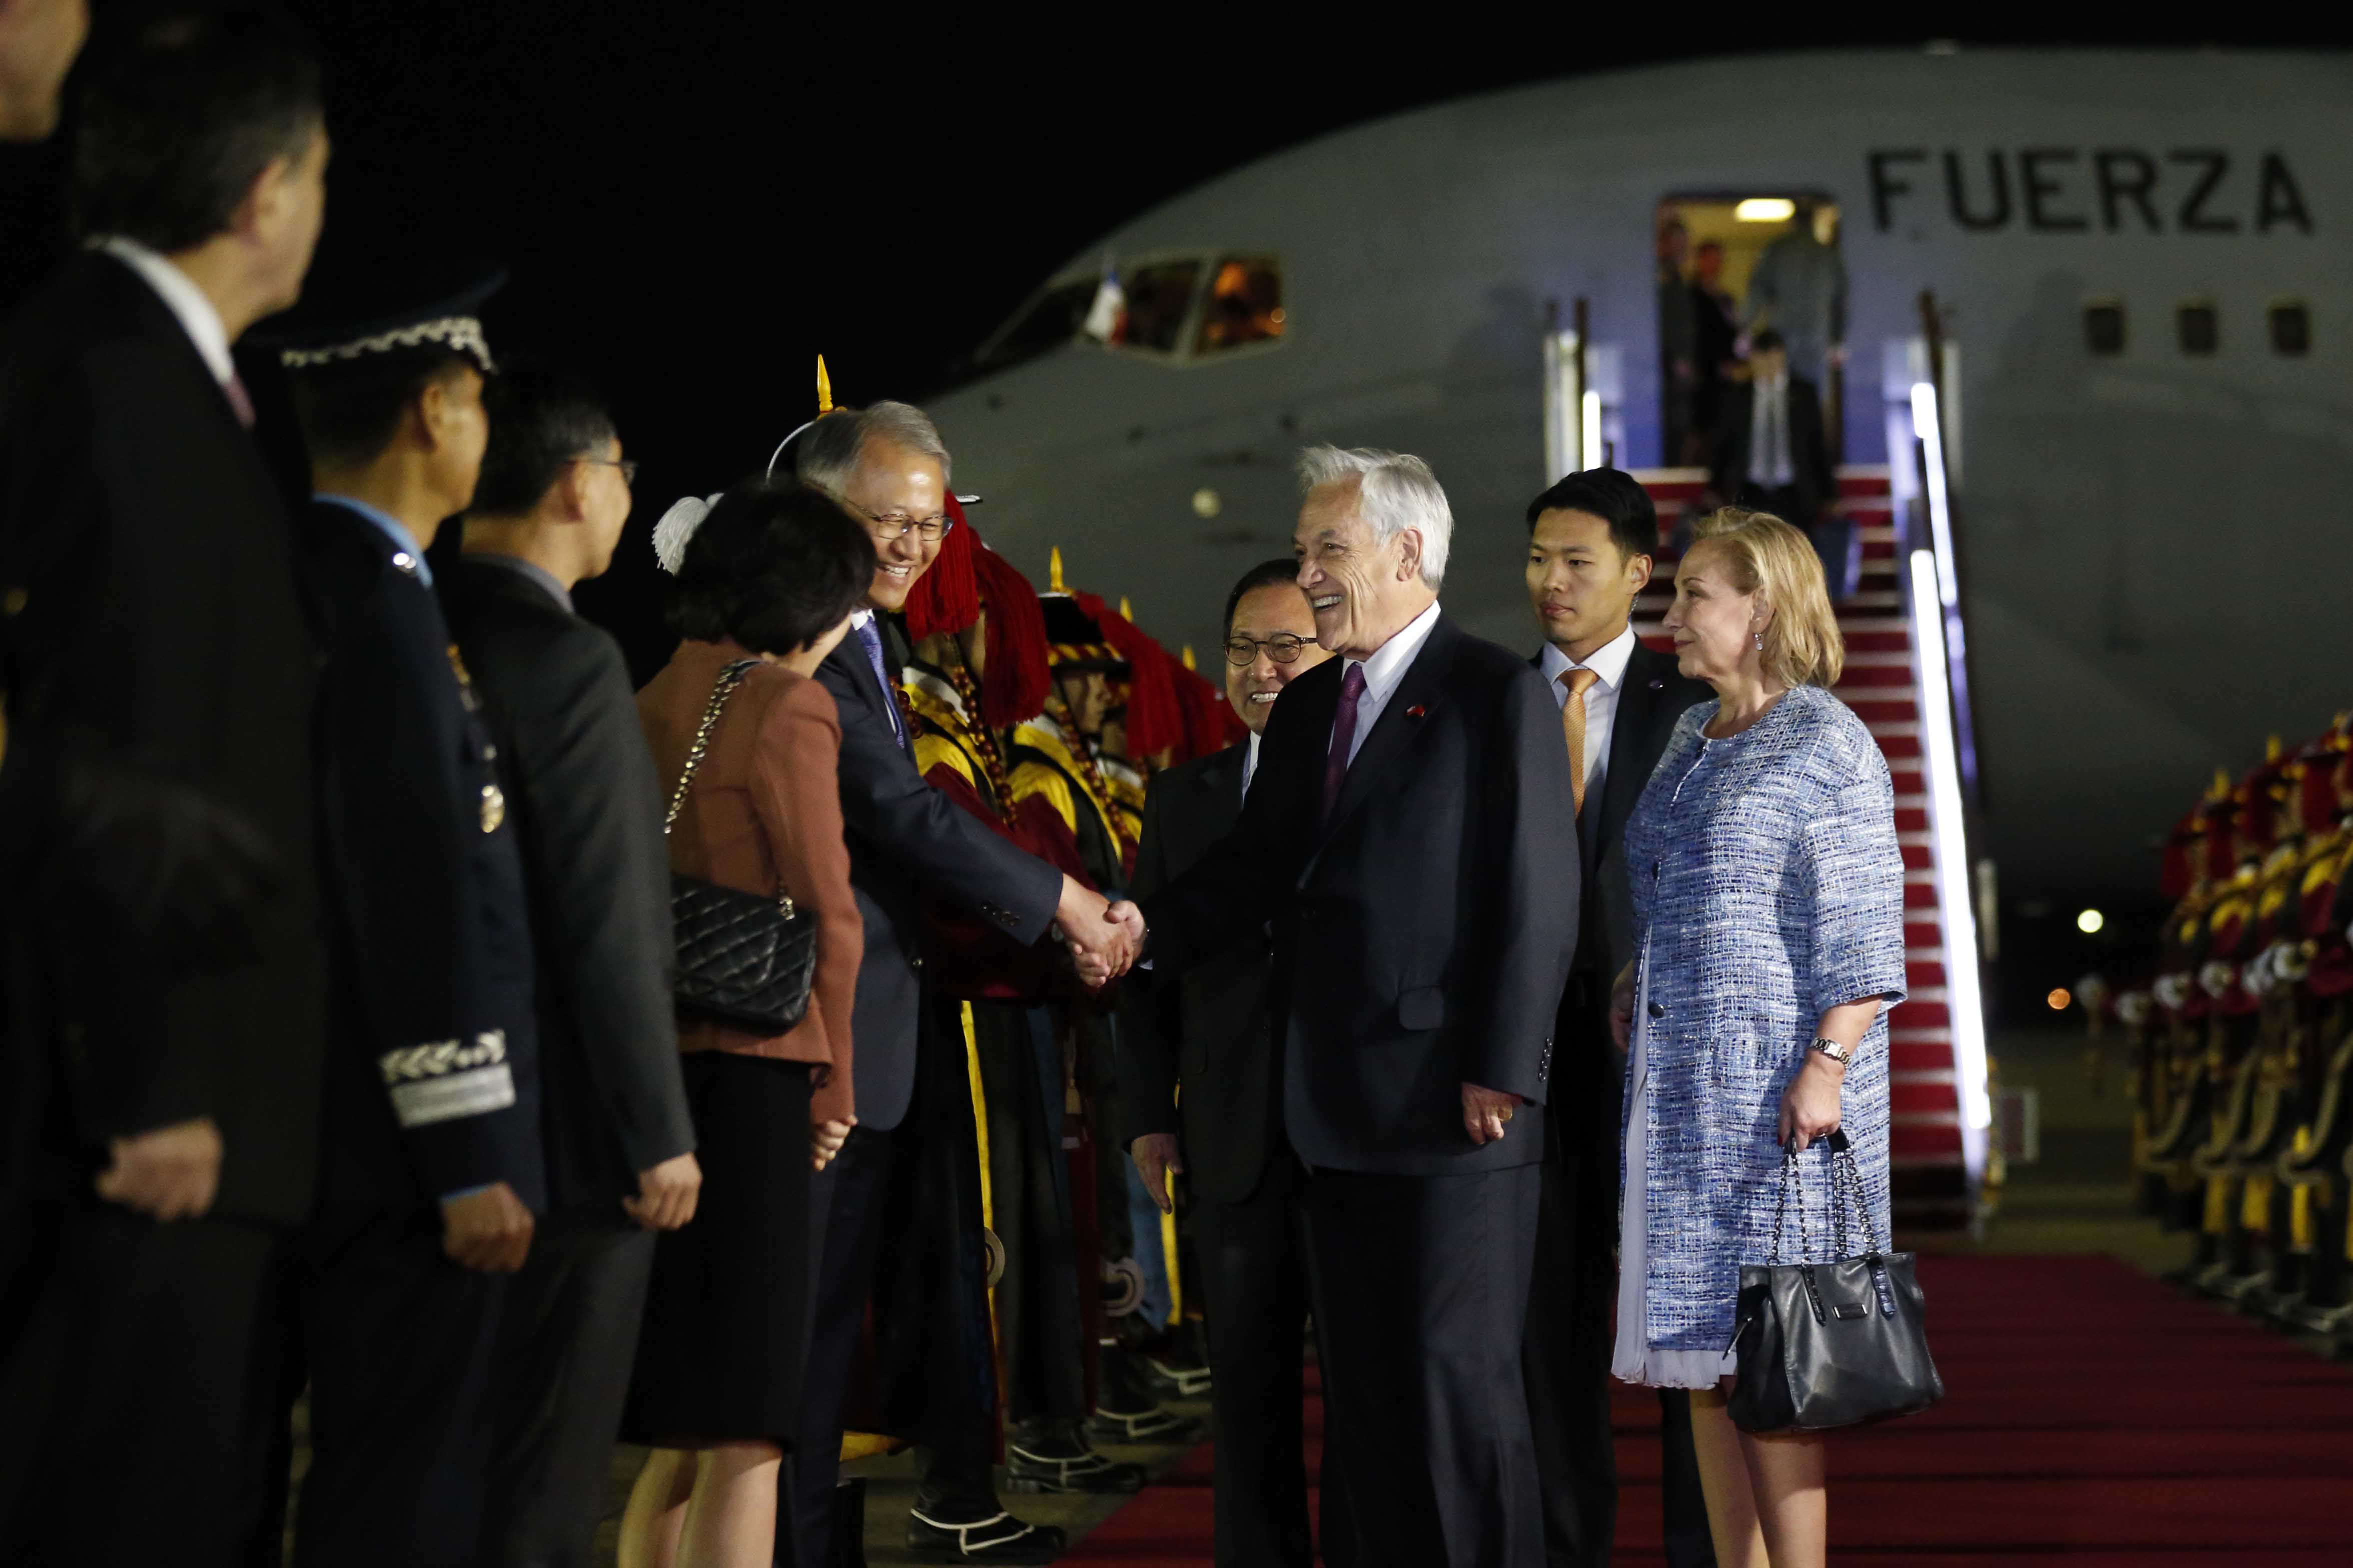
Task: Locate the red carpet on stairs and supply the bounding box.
[1065,1255,2353,1564]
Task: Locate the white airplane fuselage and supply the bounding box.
[924,50,2353,903]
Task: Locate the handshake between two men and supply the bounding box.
[1052,874,1148,989]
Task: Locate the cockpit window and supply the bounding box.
[1115,260,1203,353]
[1196,258,1285,353]
[970,280,1097,377]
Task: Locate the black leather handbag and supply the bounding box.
[1728,1129,1945,1434]
[665,658,818,1034]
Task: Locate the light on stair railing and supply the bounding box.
[1907,548,1991,1184]
[1909,382,1958,608]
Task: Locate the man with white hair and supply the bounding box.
[1139,446,1579,1567]
[785,400,1137,1566]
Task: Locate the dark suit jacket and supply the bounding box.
[815,627,1063,1132]
[1117,740,1282,1204]
[1710,373,1834,524]
[1144,612,1580,1174]
[304,502,545,1212]
[0,252,325,1225]
[441,556,695,1216]
[1568,640,1717,985]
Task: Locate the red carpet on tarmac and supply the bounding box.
[1065,1255,2353,1564]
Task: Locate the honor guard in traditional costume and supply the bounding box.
[2279,722,2353,1334]
[267,266,548,1566]
[899,504,1142,1546]
[1008,563,1195,1448]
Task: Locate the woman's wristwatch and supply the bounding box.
[1807,1038,1855,1066]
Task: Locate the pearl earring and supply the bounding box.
[1752,630,1764,652]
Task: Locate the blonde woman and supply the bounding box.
[1609,508,1908,1568]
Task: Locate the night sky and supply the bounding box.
[2,8,2341,678]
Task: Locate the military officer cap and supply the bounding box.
[256,257,506,374]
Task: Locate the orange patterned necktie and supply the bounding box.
[1559,667,1599,816]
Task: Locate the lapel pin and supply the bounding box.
[1648,678,1664,689]
[1406,704,1427,718]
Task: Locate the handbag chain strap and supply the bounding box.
[664,658,796,920]
[1771,1133,1882,1262]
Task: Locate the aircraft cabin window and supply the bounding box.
[1196,258,1285,354]
[1116,260,1204,354]
[2269,300,2310,357]
[2177,302,2218,356]
[2083,300,2125,356]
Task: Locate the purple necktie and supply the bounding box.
[855,618,904,746]
[223,372,255,429]
[1322,662,1367,822]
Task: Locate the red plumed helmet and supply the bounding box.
[1077,592,1185,759]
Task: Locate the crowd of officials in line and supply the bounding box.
[0,12,1915,1568]
[2111,717,2353,1346]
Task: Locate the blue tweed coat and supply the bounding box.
[1622,684,1909,1352]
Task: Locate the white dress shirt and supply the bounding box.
[1539,623,1636,802]
[95,236,236,388]
[1239,730,1264,799]
[1746,372,1794,488]
[1333,598,1442,768]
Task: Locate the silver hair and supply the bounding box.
[1296,444,1452,588]
[795,400,952,498]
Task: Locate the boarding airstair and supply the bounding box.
[1630,466,1980,1229]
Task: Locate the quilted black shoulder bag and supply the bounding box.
[665,658,818,1033]
[1728,1129,1945,1434]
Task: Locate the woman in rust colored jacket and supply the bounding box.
[618,482,873,1568]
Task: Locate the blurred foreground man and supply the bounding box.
[0,0,84,140]
[1141,448,1579,1568]
[448,362,702,1566]
[1519,469,1715,1568]
[275,270,549,1566]
[0,18,329,1564]
[1120,558,1349,1568]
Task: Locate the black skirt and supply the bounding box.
[622,1052,814,1448]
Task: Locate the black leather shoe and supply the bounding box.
[1004,1440,1148,1494]
[1085,1404,1201,1444]
[905,1508,1067,1562]
[829,1478,869,1567]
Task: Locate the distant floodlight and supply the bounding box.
[1735,198,1797,223]
[2046,988,2071,1011]
[1192,488,1221,519]
[2076,908,2105,934]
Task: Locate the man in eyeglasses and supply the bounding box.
[1117,558,1344,1568]
[443,360,701,1567]
[788,400,1142,1566]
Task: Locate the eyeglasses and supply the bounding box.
[575,456,639,485]
[1223,634,1318,666]
[850,503,955,544]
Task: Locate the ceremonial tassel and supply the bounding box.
[1048,546,1066,594]
[1181,644,1196,671]
[1120,596,1134,622]
[969,541,1052,729]
[816,354,834,416]
[903,494,980,642]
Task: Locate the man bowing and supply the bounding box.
[1139,446,1578,1568]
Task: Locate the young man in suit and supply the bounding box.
[275,273,549,1566]
[1520,468,1716,1568]
[0,18,329,1563]
[1120,557,1343,1568]
[784,401,1142,1568]
[445,362,703,1567]
[1141,447,1579,1568]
